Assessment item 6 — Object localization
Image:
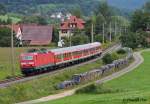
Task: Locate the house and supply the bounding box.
[50,12,64,19]
[0,24,53,46]
[59,16,85,38]
[146,28,150,33]
[20,24,53,46]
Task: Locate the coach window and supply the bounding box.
[57,55,61,59]
[68,53,71,58]
[73,51,76,56]
[66,53,68,58]
[63,53,66,58]
[73,51,77,56]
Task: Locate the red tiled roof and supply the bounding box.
[60,16,85,30]
[21,25,53,45]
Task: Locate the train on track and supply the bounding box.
[58,50,133,89]
[20,42,103,76]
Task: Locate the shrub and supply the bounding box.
[76,84,97,94]
[117,49,126,54]
[102,53,113,64]
[76,84,121,94]
[111,52,119,60]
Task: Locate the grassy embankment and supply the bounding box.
[0,42,113,80]
[0,46,55,80]
[43,51,150,104]
[0,42,119,104]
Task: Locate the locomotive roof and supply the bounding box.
[50,42,101,55]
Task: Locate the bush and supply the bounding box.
[94,34,103,42]
[111,52,119,60]
[72,34,89,46]
[76,84,121,94]
[117,49,126,54]
[76,84,97,94]
[102,53,113,64]
[102,52,120,64]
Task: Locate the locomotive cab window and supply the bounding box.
[22,56,33,60]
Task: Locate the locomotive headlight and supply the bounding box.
[28,62,34,64]
[21,62,34,65]
[21,62,26,65]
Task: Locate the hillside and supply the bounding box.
[107,0,149,10]
[0,0,148,16]
[0,0,100,16]
[0,0,148,18]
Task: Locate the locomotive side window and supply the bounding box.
[22,56,33,60]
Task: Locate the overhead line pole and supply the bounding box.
[109,22,112,42]
[102,23,105,44]
[11,23,15,77]
[115,21,117,36]
[69,29,72,47]
[91,23,94,43]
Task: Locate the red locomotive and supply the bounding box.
[20,42,103,76]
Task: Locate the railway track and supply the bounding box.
[0,44,121,88]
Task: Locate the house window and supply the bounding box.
[62,30,67,33]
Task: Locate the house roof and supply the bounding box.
[21,25,53,45]
[60,16,85,30]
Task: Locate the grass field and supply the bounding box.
[42,51,150,104]
[0,46,55,80]
[0,42,122,104]
[0,56,103,104]
[0,42,113,80]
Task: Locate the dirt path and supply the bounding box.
[18,50,146,104]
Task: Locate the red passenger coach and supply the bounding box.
[20,42,102,76]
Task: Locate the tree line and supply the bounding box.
[0,1,128,47]
[120,1,150,49]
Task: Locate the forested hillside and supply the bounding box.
[107,0,149,10]
[1,0,147,16]
[0,0,100,16]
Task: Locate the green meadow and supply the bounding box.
[0,47,54,80]
[42,51,150,104]
[0,43,122,104]
[0,42,112,80]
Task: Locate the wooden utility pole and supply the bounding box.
[91,23,94,43]
[59,31,61,42]
[102,23,105,44]
[109,22,112,42]
[11,23,15,77]
[69,30,72,47]
[115,21,117,36]
[119,25,122,37]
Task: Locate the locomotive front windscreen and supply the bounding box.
[22,56,33,60]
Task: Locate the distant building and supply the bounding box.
[50,12,64,19]
[50,12,72,22]
[21,24,53,46]
[146,28,150,33]
[59,16,85,38]
[0,24,53,46]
